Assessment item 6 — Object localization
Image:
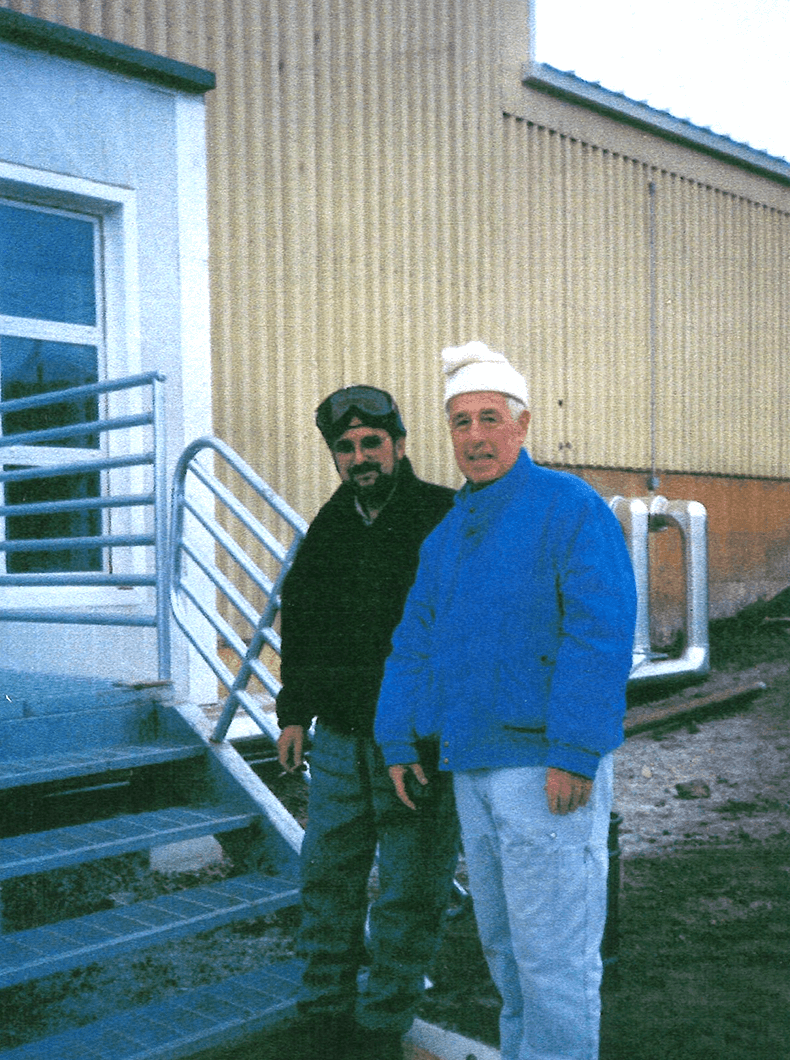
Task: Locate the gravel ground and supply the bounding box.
[614,658,790,856]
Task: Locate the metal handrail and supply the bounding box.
[169,436,307,744]
[0,372,171,679]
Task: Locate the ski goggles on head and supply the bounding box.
[315,385,406,444]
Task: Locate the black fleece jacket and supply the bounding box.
[275,457,455,737]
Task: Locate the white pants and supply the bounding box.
[453,757,613,1060]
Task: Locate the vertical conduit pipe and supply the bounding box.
[648,180,660,492]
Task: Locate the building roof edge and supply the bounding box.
[523,62,790,187]
[0,7,215,94]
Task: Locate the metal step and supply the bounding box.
[0,871,300,989]
[0,698,204,793]
[0,960,303,1060]
[0,741,205,791]
[0,805,259,880]
[0,669,157,721]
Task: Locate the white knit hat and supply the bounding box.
[441,341,529,409]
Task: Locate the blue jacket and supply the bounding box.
[375,450,637,778]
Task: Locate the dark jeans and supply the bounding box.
[297,723,460,1034]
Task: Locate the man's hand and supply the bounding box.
[278,724,305,772]
[545,766,593,816]
[388,762,428,810]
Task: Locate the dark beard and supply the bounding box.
[349,462,399,509]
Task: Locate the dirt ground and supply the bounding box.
[2,592,789,1059]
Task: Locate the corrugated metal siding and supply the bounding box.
[499,120,790,478]
[3,0,789,524]
[498,120,656,470]
[650,173,789,477]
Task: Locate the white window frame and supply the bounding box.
[0,162,145,611]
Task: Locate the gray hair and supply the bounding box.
[445,395,528,423]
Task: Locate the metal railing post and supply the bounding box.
[151,373,171,681]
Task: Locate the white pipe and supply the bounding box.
[608,495,710,683]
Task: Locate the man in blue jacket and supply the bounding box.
[376,343,637,1060]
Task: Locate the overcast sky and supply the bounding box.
[534,0,789,162]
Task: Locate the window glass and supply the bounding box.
[1,337,99,446]
[1,336,101,573]
[0,202,97,325]
[4,471,102,573]
[0,198,103,577]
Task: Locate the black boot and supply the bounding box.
[351,1024,404,1060]
[290,1013,356,1060]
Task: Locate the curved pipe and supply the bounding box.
[608,495,710,684]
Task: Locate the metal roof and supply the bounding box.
[524,62,790,186]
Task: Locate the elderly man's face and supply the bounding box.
[448,391,530,486]
[331,421,405,505]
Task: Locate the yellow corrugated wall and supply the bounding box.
[3,0,789,525]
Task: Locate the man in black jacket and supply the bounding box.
[276,386,459,1060]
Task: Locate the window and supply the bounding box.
[0,200,104,573]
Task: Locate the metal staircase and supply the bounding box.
[0,379,309,1058]
[0,675,305,1058]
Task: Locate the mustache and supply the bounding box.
[350,462,381,479]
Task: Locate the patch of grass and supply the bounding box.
[709,587,790,671]
[418,834,790,1060]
